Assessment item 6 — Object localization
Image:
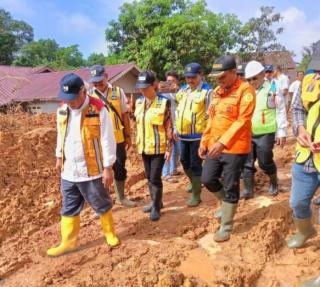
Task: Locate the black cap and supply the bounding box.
[264,65,274,72]
[58,73,84,101]
[135,70,156,89]
[88,65,105,83]
[184,63,202,77]
[209,55,237,77]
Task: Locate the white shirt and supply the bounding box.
[289,79,301,104]
[56,96,116,182]
[275,74,289,94]
[275,92,287,138]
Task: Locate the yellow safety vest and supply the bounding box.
[175,83,210,139]
[295,73,320,171]
[134,95,168,155]
[57,96,105,177]
[91,86,125,144]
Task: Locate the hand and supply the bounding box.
[124,136,132,150]
[276,137,286,148]
[164,150,171,163]
[102,167,113,188]
[198,146,207,159]
[207,142,225,159]
[56,158,62,175]
[297,126,311,148]
[310,142,320,153]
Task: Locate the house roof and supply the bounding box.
[0,63,140,105]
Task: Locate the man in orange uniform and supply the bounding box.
[199,55,256,242]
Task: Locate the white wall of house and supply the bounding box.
[27,100,58,114]
[113,73,138,94]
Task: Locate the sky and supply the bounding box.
[0,0,320,62]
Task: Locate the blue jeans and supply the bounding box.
[162,141,180,177]
[290,163,320,219]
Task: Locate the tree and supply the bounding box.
[105,0,242,77]
[236,6,285,62]
[13,39,59,66]
[0,8,33,64]
[86,53,106,67]
[52,45,85,70]
[298,41,320,72]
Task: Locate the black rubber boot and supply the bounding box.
[240,177,254,200]
[268,173,278,196]
[143,183,164,213]
[150,187,162,221]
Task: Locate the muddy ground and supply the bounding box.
[0,112,319,287]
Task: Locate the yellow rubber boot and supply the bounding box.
[100,210,120,247]
[47,215,80,257]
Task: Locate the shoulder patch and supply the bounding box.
[243,93,254,103]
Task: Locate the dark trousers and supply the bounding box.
[180,140,202,176]
[113,142,127,181]
[61,178,113,216]
[242,133,276,178]
[201,154,247,203]
[142,153,166,189]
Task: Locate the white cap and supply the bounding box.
[245,60,265,79]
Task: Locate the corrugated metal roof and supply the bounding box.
[0,63,140,105]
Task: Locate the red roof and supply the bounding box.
[0,64,140,105]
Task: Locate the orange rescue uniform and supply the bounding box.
[200,79,256,153]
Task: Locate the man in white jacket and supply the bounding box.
[241,61,287,199]
[47,73,119,257]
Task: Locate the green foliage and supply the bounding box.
[86,53,106,66]
[105,0,242,77]
[0,8,34,64]
[236,6,285,62]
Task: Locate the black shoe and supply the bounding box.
[150,207,160,221]
[143,202,164,213]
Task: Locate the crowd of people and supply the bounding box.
[47,43,320,285]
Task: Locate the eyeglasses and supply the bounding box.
[247,77,258,82]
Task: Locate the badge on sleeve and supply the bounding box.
[243,93,253,103]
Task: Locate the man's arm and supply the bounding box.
[119,88,132,148]
[218,87,256,149]
[55,110,63,173]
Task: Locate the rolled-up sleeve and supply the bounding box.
[55,110,63,158]
[292,88,306,137]
[100,107,116,167]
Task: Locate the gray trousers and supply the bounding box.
[61,178,113,216]
[242,133,276,178]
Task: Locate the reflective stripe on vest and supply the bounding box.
[91,86,124,144]
[134,95,167,155]
[175,83,210,137]
[251,81,277,135]
[58,97,104,177]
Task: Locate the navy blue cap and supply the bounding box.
[184,63,202,77]
[209,55,236,77]
[136,70,156,89]
[264,65,274,72]
[58,73,84,101]
[88,65,105,83]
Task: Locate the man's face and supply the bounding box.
[297,72,304,81]
[166,75,179,86]
[216,69,237,89]
[92,74,108,92]
[247,72,264,90]
[185,74,201,89]
[265,70,273,80]
[66,88,86,109]
[139,85,155,97]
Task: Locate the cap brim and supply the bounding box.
[209,70,226,78]
[58,92,79,101]
[135,83,151,89]
[184,72,198,77]
[88,75,105,83]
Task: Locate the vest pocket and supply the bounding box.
[149,112,164,125]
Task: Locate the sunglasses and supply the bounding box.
[247,77,258,82]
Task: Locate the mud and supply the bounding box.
[1,113,320,287]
